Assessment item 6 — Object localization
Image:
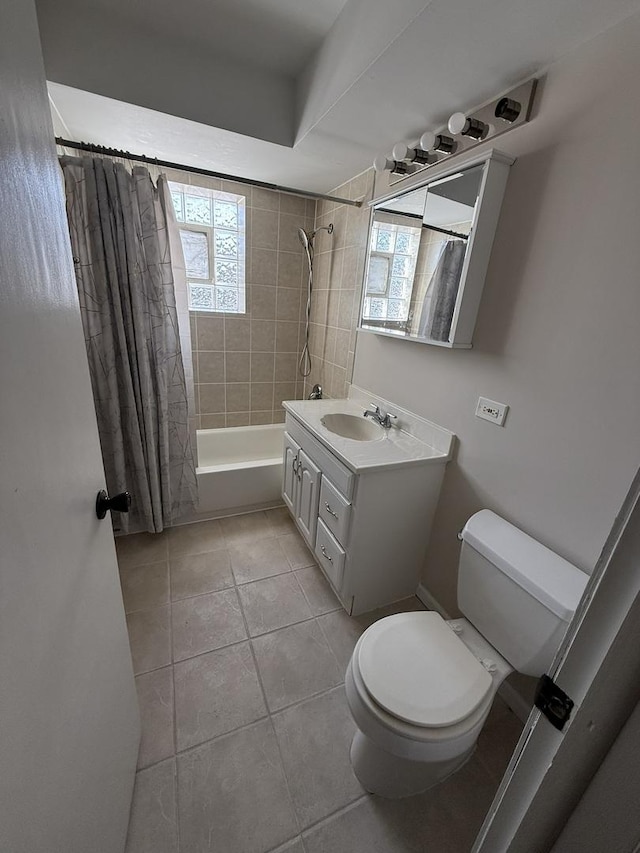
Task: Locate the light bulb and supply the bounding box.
[419,131,457,155]
[391,142,411,162]
[419,131,436,151]
[448,112,489,140]
[373,155,393,172]
[448,112,468,135]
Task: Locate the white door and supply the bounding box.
[0,3,140,853]
[473,470,640,852]
[296,449,322,547]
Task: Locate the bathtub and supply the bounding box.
[195,424,285,517]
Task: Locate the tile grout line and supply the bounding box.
[233,566,304,838]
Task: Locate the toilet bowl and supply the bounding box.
[345,612,512,798]
[345,510,588,799]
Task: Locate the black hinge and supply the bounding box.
[535,674,574,731]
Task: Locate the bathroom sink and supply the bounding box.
[321,413,384,441]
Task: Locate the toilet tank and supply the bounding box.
[458,510,588,676]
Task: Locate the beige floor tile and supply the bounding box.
[116,531,167,570]
[135,667,174,770]
[301,792,460,853]
[167,519,225,557]
[273,686,363,828]
[280,533,316,569]
[229,537,292,585]
[120,561,169,614]
[177,720,298,853]
[172,588,247,661]
[238,574,312,636]
[126,607,171,675]
[316,609,363,671]
[475,697,523,783]
[125,759,178,853]
[169,549,234,600]
[295,566,341,615]
[265,506,297,536]
[252,620,342,712]
[268,839,305,853]
[220,510,275,546]
[174,642,266,750]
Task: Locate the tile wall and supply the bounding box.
[306,170,374,399]
[168,170,316,428]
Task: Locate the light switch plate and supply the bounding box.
[476,396,509,426]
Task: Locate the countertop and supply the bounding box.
[282,397,454,474]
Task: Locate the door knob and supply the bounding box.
[96,490,131,520]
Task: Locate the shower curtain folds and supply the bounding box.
[61,156,198,533]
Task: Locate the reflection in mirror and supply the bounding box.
[360,164,484,344]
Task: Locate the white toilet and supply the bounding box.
[345,509,588,798]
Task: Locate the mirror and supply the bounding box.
[359,162,486,346]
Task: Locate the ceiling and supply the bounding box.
[41,0,640,194]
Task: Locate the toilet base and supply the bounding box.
[350,729,475,799]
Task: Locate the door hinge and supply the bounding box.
[535,674,574,731]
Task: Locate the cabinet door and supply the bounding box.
[282,431,300,513]
[296,448,321,547]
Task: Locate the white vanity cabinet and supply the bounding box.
[282,434,322,547]
[282,403,453,616]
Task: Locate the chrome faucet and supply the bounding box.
[363,403,397,429]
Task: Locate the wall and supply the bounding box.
[307,170,372,398]
[169,172,316,428]
[312,14,640,617]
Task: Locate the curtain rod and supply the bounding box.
[55,138,362,208]
[376,207,469,240]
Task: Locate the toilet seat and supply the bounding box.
[356,612,493,728]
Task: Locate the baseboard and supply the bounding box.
[416,583,451,618]
[415,583,532,724]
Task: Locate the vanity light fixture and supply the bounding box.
[374,78,536,185]
[418,131,457,155]
[373,154,415,175]
[448,112,490,140]
[391,142,436,166]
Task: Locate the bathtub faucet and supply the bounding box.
[308,384,323,400]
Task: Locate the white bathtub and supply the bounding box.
[195,424,285,517]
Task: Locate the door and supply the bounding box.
[473,469,640,852]
[0,3,140,852]
[296,449,322,547]
[282,431,300,514]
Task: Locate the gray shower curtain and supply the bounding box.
[418,239,467,341]
[61,156,198,533]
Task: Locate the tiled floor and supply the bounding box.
[116,508,523,853]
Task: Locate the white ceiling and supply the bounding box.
[60,0,348,77]
[43,0,640,194]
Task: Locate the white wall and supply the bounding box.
[354,15,640,614]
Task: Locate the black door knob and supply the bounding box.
[96,490,131,519]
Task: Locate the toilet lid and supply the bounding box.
[357,612,493,728]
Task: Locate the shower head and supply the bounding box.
[297,227,310,250]
[297,223,334,251]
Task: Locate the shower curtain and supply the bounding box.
[417,239,467,341]
[61,156,198,533]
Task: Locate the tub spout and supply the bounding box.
[308,384,323,400]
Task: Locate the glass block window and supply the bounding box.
[363,221,420,324]
[169,181,246,314]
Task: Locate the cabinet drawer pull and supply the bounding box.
[324,502,338,519]
[320,545,333,563]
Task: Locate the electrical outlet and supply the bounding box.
[476,396,509,426]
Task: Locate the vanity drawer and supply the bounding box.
[315,519,345,592]
[319,478,351,546]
